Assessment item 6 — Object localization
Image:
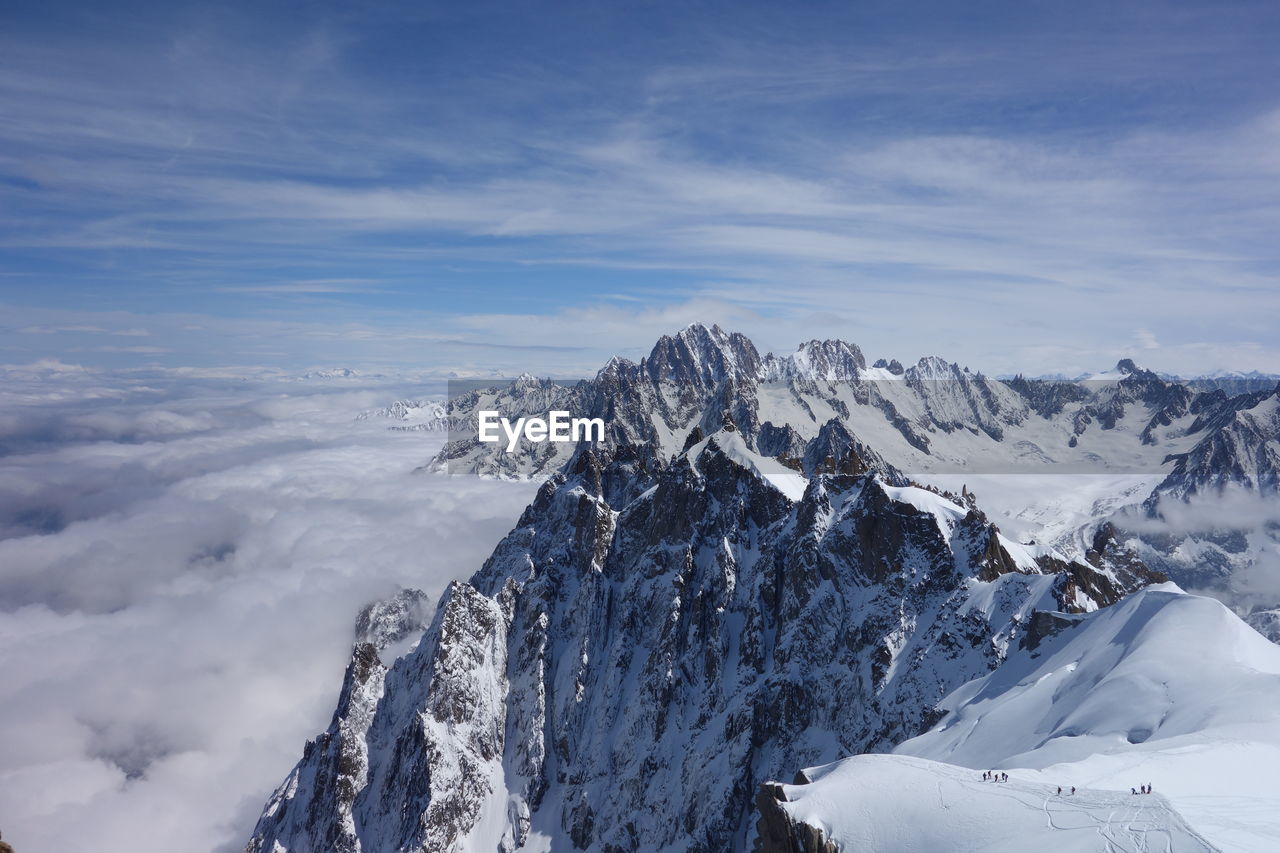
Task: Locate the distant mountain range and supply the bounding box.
[427,324,1278,611]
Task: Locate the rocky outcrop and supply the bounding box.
[800,418,903,480]
[753,783,839,853]
[246,589,431,853]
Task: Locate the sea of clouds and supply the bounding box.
[0,364,538,852]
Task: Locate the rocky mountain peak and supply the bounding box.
[246,323,1280,853]
[907,355,959,382]
[872,357,906,376]
[788,339,867,380]
[1116,357,1141,375]
[354,588,433,650]
[643,322,761,388]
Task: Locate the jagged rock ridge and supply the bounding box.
[248,589,431,853]
[433,325,1279,613]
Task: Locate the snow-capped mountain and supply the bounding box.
[1173,369,1280,396]
[1126,385,1280,606]
[246,324,1279,852]
[298,367,368,381]
[431,324,1278,611]
[248,419,1158,852]
[760,585,1280,851]
[355,399,450,432]
[434,323,1047,480]
[1147,384,1280,502]
[433,324,1271,484]
[431,375,578,477]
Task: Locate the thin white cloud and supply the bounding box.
[214,279,389,294]
[0,6,1277,379]
[17,325,111,335]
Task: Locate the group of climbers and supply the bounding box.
[977,772,1157,799]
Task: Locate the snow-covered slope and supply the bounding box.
[760,587,1280,851]
[890,587,1280,851]
[757,753,1216,852]
[897,587,1280,766]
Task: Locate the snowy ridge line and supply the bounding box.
[880,586,1280,852]
[355,398,451,432]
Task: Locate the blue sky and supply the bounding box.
[2,0,1279,375]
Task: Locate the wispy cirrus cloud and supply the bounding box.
[0,1,1278,376]
[18,325,151,336]
[214,279,390,295]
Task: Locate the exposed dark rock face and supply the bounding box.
[753,783,839,853]
[1005,374,1090,418]
[246,589,432,853]
[872,357,906,376]
[756,422,805,462]
[800,418,903,480]
[1021,609,1086,653]
[1149,383,1280,503]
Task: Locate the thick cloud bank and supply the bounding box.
[0,367,537,852]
